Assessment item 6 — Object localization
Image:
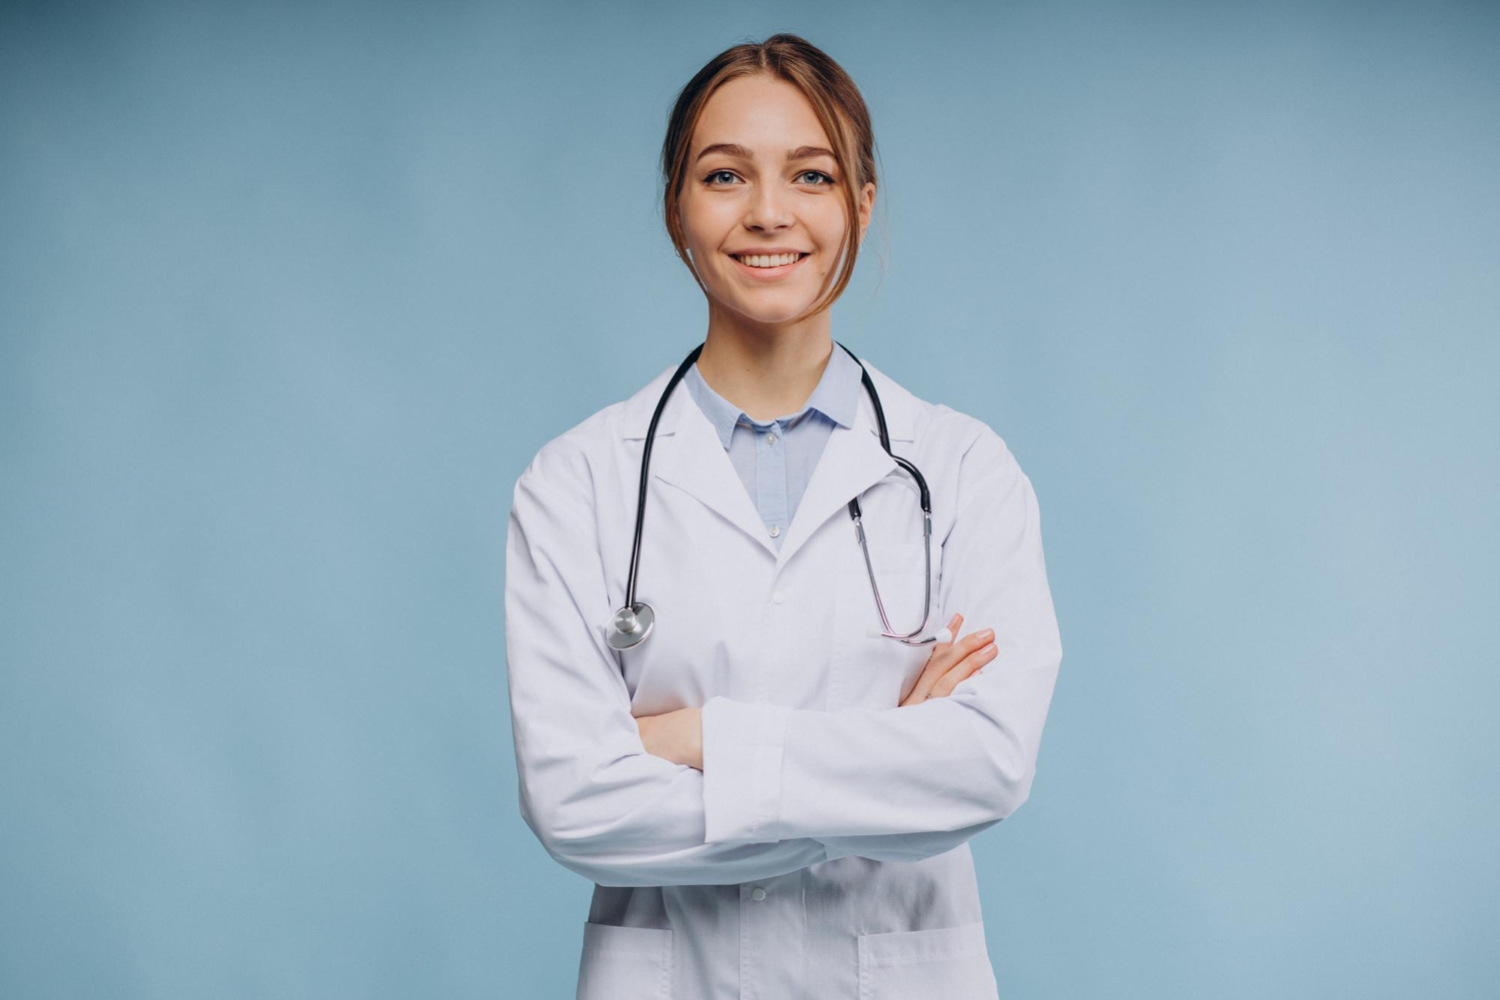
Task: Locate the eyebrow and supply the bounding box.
[693,143,837,164]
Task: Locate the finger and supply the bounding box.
[933,614,960,649]
[929,640,997,699]
[943,628,993,667]
[909,623,988,702]
[927,613,959,649]
[910,616,962,691]
[947,639,997,687]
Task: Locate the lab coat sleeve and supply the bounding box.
[505,436,833,887]
[818,821,1002,863]
[699,423,1063,846]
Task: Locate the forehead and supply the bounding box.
[692,75,831,157]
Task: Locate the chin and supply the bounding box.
[719,287,816,320]
[731,302,817,327]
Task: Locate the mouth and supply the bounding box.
[727,251,811,280]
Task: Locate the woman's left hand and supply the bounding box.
[635,707,703,770]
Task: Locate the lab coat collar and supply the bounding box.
[620,353,917,568]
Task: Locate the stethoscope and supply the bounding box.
[605,340,953,652]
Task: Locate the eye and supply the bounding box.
[704,169,740,186]
[798,170,835,186]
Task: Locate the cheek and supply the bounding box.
[810,216,850,257]
[680,195,732,241]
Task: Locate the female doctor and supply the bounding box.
[504,33,1062,1000]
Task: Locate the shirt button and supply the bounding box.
[771,589,787,604]
[766,432,778,445]
[768,525,780,538]
[751,887,766,901]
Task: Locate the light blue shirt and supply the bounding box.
[682,344,864,549]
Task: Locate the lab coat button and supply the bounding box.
[751,887,766,901]
[771,589,787,604]
[768,525,780,538]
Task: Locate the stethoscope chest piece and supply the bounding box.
[606,601,655,650]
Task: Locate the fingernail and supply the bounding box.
[979,628,994,640]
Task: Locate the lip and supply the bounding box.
[727,250,811,281]
[726,247,809,256]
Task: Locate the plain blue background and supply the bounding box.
[2,1,1496,997]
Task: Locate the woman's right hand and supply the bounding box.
[899,613,996,706]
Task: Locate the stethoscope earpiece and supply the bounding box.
[865,624,951,645]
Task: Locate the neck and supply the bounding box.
[695,306,836,422]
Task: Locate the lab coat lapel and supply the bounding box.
[625,356,913,568]
[774,393,898,570]
[650,385,781,559]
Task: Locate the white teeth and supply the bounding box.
[736,253,802,268]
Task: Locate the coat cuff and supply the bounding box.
[701,696,791,844]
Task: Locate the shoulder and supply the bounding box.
[861,359,1023,489]
[510,363,677,504]
[938,404,1022,489]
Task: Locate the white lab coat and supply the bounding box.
[505,356,1063,1000]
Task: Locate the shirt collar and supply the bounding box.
[683,342,864,450]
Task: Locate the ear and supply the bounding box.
[856,181,876,244]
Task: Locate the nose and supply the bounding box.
[743,183,793,233]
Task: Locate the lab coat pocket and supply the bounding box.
[576,921,673,1000]
[857,920,998,1000]
[831,541,940,709]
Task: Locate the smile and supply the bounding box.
[728,252,810,280]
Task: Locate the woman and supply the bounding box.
[505,33,1062,1000]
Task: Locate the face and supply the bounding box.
[678,74,876,329]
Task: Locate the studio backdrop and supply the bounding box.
[1,2,1495,998]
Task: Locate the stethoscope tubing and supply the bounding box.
[609,339,943,651]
